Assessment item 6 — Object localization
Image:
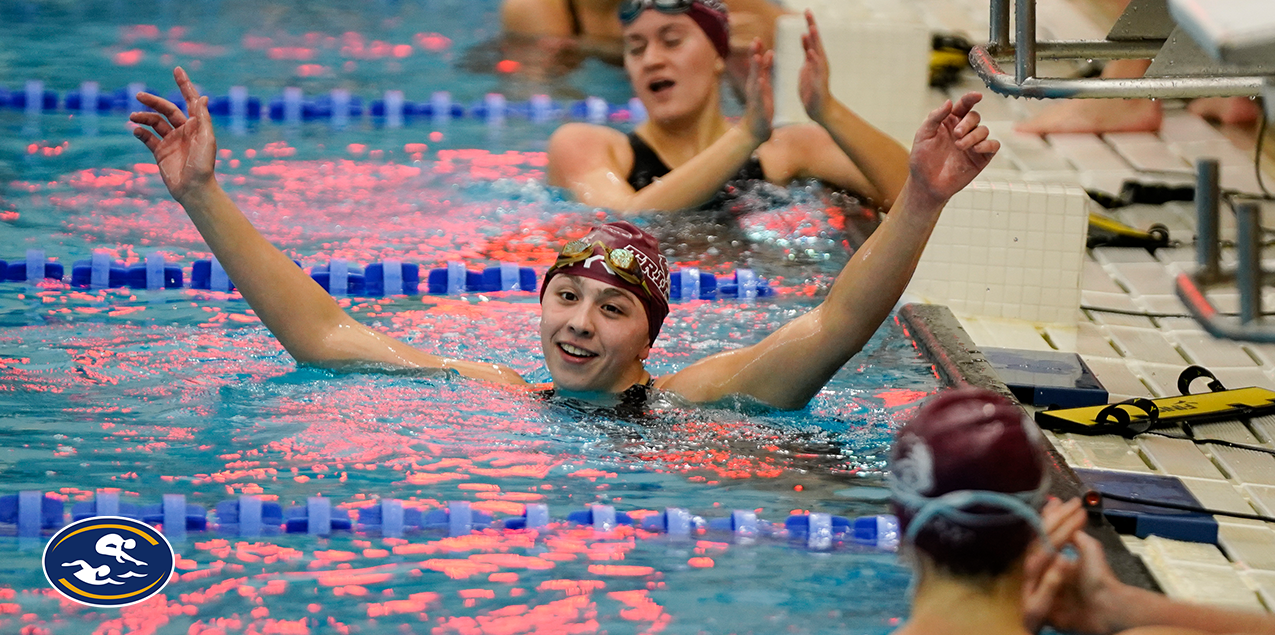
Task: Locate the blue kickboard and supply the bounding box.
[984,347,1108,409]
[1075,469,1217,544]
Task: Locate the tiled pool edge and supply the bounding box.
[898,302,1161,592]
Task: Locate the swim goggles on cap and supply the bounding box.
[548,239,655,300]
[619,0,727,26]
[889,474,1052,547]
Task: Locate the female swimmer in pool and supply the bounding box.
[547,2,910,215]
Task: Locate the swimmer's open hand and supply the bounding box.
[129,67,217,205]
[742,38,774,144]
[907,93,999,209]
[798,10,832,124]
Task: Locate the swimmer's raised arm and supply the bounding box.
[546,40,773,214]
[659,94,997,409]
[131,68,525,386]
[795,10,908,209]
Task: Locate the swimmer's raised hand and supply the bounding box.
[129,67,217,205]
[798,10,831,124]
[907,92,999,209]
[741,38,774,143]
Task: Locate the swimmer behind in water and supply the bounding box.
[547,4,910,215]
[499,0,786,75]
[131,66,995,409]
[888,387,1275,635]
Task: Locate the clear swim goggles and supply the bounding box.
[889,473,1051,546]
[619,0,727,26]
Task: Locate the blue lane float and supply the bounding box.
[426,262,538,294]
[2,81,647,125]
[1,250,65,284]
[285,497,353,535]
[670,268,773,300]
[216,496,285,537]
[0,492,64,538]
[3,252,769,301]
[1,490,899,552]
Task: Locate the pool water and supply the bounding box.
[0,1,939,633]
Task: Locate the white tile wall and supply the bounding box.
[1082,291,1143,313]
[1107,262,1179,297]
[1172,140,1253,169]
[1251,415,1275,445]
[1146,560,1265,610]
[1217,523,1275,570]
[1239,570,1275,610]
[1191,421,1263,446]
[1169,331,1262,368]
[1055,322,1118,357]
[1048,133,1134,172]
[1207,367,1275,392]
[956,316,1054,351]
[1137,435,1228,480]
[907,181,1088,325]
[1083,260,1127,294]
[1209,444,1275,486]
[1089,311,1157,329]
[1060,433,1153,473]
[1080,356,1155,400]
[1143,535,1231,567]
[772,11,929,146]
[1105,133,1193,173]
[1106,327,1190,365]
[1179,477,1267,528]
[1158,317,1209,333]
[1241,484,1275,518]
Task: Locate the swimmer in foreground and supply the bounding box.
[131,67,995,409]
[547,5,910,214]
[889,388,1275,635]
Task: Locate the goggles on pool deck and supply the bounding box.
[548,239,655,300]
[619,0,727,26]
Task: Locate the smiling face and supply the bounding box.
[623,11,725,126]
[540,275,652,394]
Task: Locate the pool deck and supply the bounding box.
[876,0,1275,614]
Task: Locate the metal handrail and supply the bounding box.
[980,0,1267,100]
[970,46,1267,100]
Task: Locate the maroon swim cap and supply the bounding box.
[539,221,671,346]
[890,387,1049,575]
[686,0,731,60]
[619,0,731,59]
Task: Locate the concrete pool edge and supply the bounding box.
[898,302,1161,592]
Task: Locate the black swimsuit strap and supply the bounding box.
[627,132,670,191]
[565,0,583,36]
[625,131,765,197]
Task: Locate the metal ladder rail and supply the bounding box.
[973,0,1266,100]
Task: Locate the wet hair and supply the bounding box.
[889,387,1048,578]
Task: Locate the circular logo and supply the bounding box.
[42,516,175,607]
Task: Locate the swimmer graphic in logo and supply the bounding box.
[42,516,175,607]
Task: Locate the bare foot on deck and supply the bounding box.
[1188,96,1263,125]
[1014,98,1162,135]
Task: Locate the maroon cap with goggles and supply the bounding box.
[539,222,671,346]
[619,0,731,59]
